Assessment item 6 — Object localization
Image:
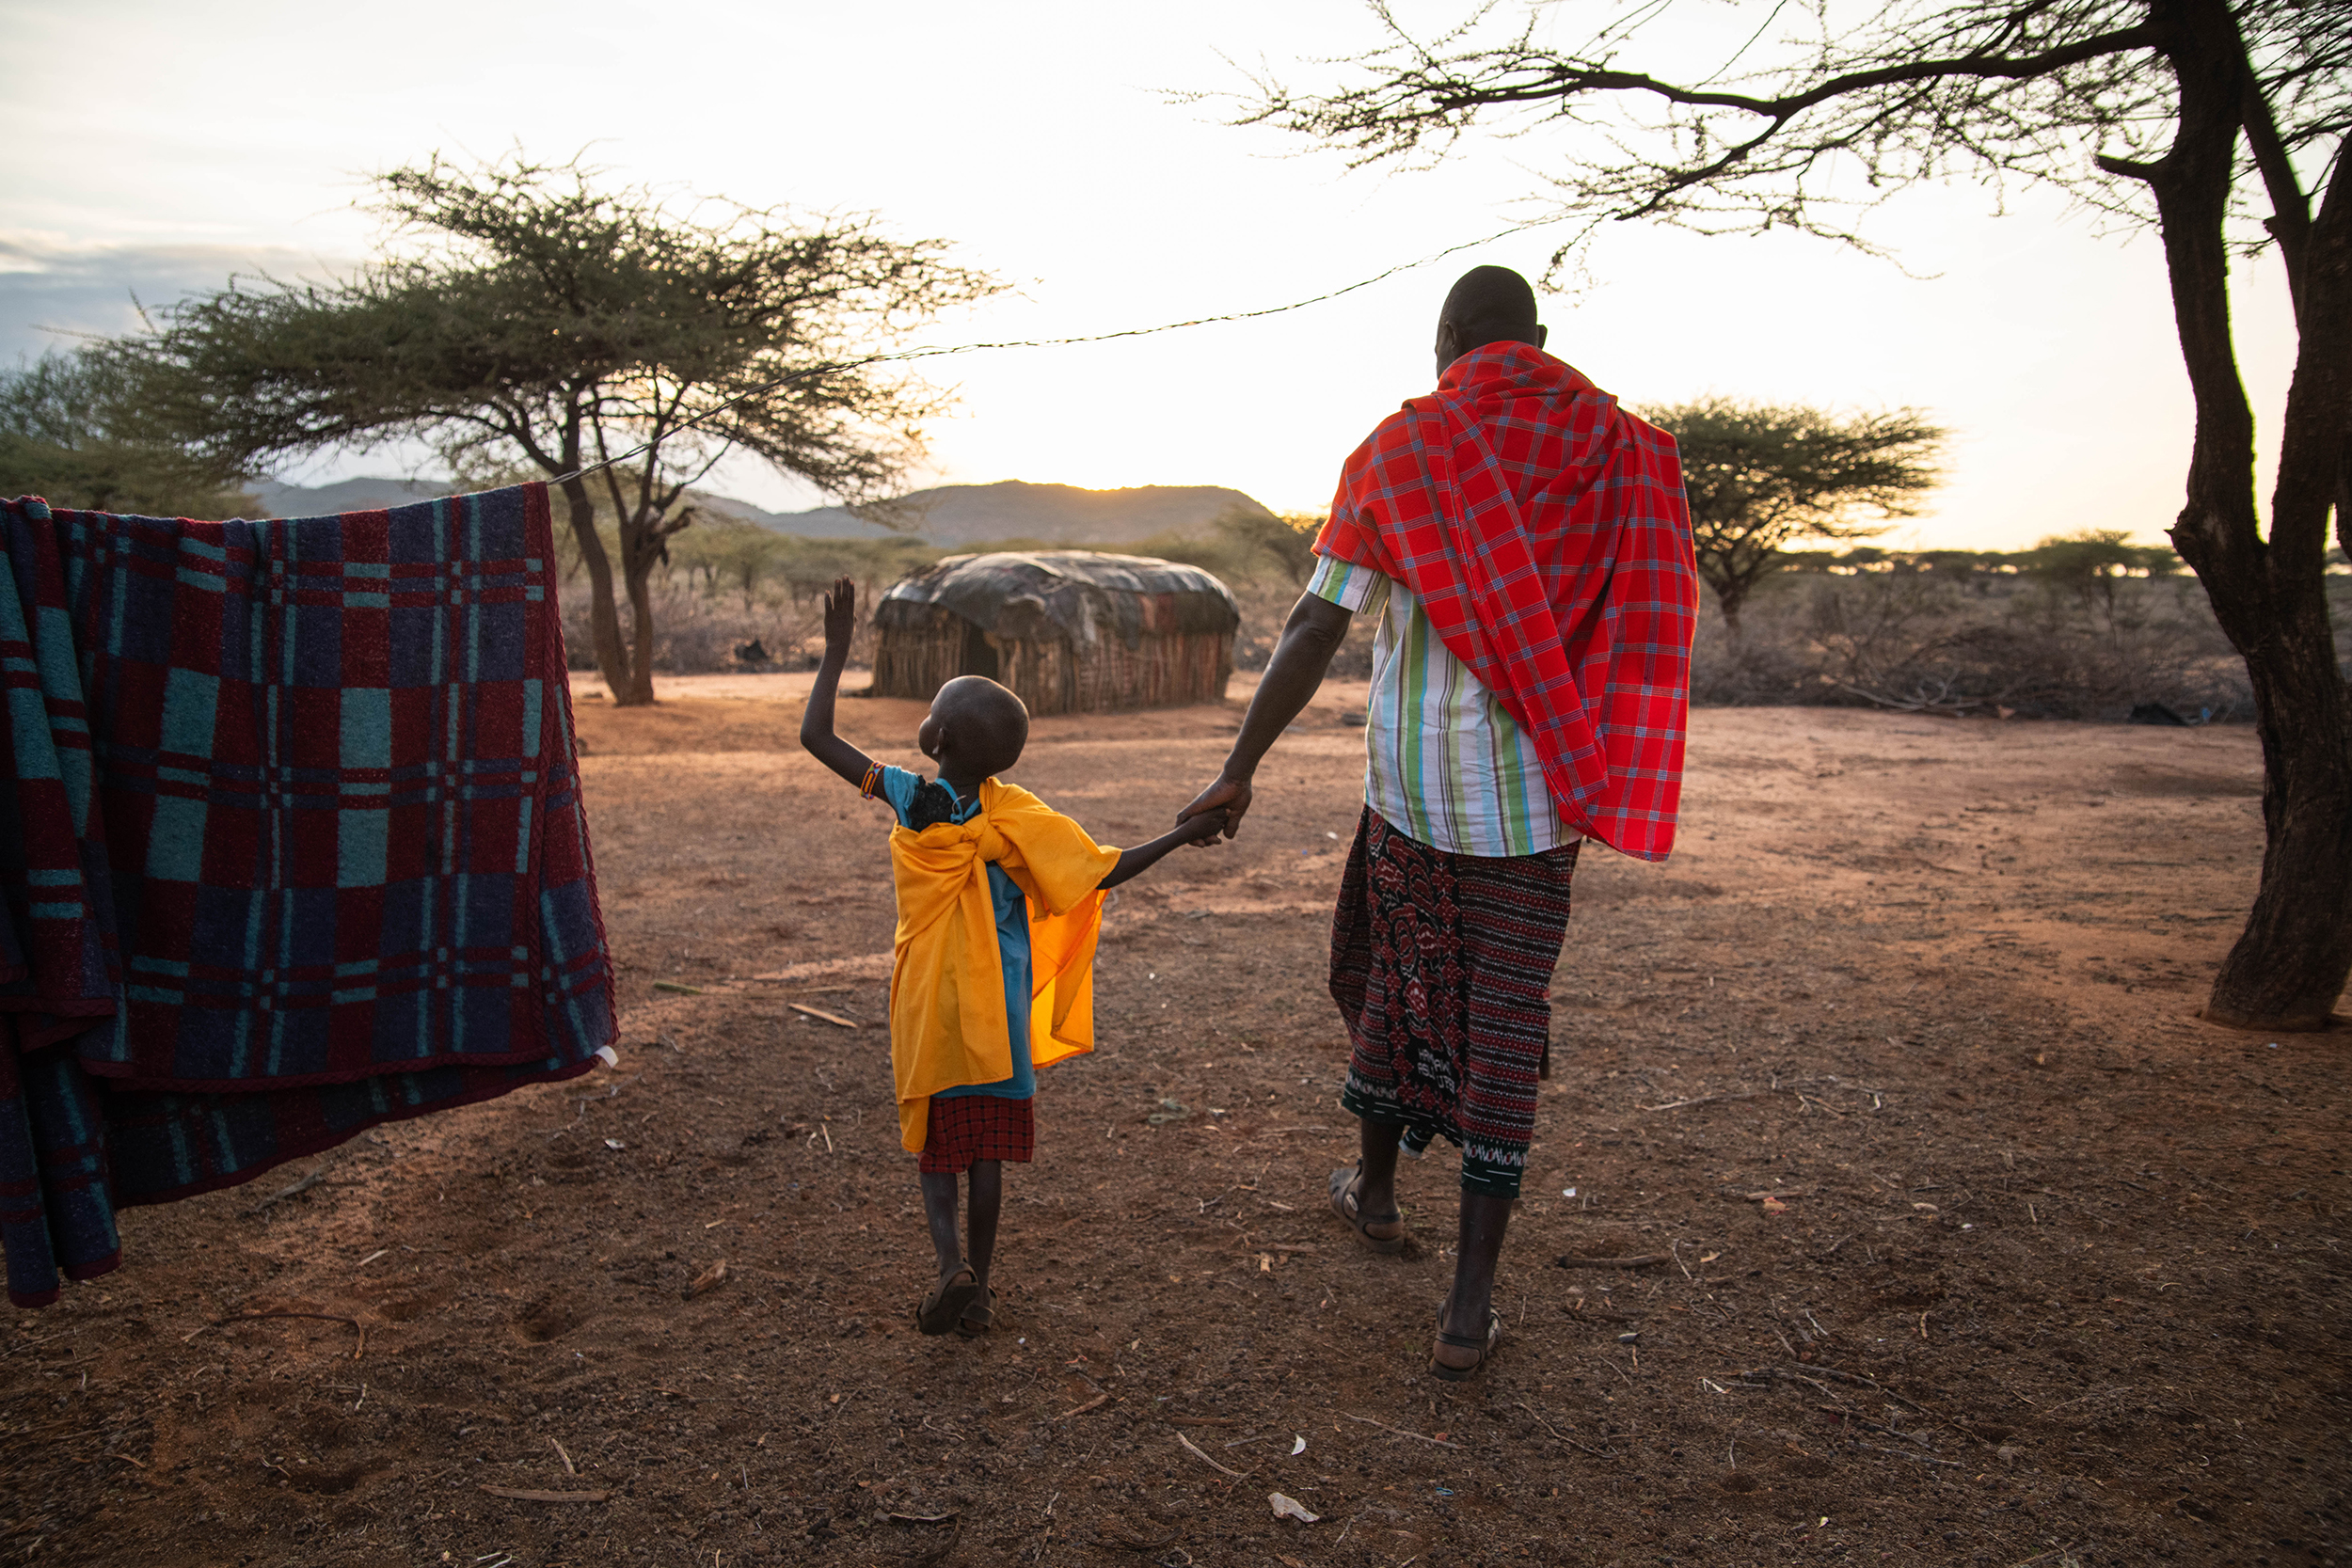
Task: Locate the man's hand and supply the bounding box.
[1179,592,1349,843]
[1178,773,1252,840]
[821,576,857,655]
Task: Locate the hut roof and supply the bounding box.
[875,551,1240,650]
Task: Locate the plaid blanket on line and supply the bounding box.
[0,483,615,1307]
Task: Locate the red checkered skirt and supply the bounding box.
[917,1094,1036,1173]
[1330,807,1580,1199]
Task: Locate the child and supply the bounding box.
[799,577,1226,1336]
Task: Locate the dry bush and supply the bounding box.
[563,510,2299,731]
[558,525,942,678]
[560,576,887,677]
[1694,569,2253,721]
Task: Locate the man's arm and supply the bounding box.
[1099,809,1228,890]
[1177,591,1353,838]
[799,575,878,788]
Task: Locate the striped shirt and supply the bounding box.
[1307,552,1577,858]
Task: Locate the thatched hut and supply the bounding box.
[871,551,1239,716]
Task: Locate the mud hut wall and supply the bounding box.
[871,589,1234,714]
[869,603,972,701]
[993,627,1232,717]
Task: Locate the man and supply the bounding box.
[1179,265,1698,1380]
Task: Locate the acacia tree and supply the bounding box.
[112,152,999,705]
[1234,0,2352,1033]
[1643,399,1947,638]
[0,350,256,518]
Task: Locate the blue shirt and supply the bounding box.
[878,766,1034,1100]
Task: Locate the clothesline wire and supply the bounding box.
[548,221,1539,488]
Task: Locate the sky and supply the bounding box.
[0,0,2307,549]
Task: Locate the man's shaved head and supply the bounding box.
[1435,265,1546,374]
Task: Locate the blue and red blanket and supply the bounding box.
[0,483,615,1306]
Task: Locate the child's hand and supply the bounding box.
[1178,808,1228,846]
[821,576,857,655]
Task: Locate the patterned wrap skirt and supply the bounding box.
[917,1093,1036,1174]
[1331,806,1580,1199]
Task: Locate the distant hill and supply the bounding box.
[246,475,896,535]
[686,490,898,541]
[251,476,1277,546]
[250,477,453,515]
[768,480,1277,546]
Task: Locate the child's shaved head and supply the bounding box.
[919,675,1029,787]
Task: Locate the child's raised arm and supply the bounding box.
[799,576,878,788]
[1099,809,1228,891]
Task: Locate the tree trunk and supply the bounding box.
[2206,146,2352,1029]
[2152,0,2352,1030]
[1715,583,1747,645]
[558,473,634,703]
[616,512,660,707]
[1695,546,1751,644]
[2208,631,2352,1028]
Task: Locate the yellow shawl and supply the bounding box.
[888,778,1120,1152]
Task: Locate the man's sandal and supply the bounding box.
[956,1285,994,1337]
[1328,1164,1407,1255]
[1429,1307,1502,1382]
[916,1266,981,1336]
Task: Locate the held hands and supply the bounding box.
[1177,773,1251,841]
[821,576,857,657]
[1175,807,1229,847]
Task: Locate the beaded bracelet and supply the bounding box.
[859,762,882,800]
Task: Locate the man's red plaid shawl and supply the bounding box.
[1316,342,1699,861]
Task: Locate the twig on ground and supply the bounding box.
[480,1484,611,1502]
[1562,1302,1645,1323]
[1343,1413,1459,1448]
[789,1003,860,1028]
[1514,1401,1615,1461]
[240,1169,326,1217]
[1746,1363,1998,1447]
[0,1328,80,1362]
[1853,1442,1961,1466]
[1176,1431,1248,1477]
[1643,1091,1763,1113]
[1557,1254,1669,1269]
[1818,1403,1933,1446]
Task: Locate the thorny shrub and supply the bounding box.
[1693,569,2263,721]
[559,525,2341,726]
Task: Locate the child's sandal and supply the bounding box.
[916,1266,981,1336]
[956,1284,994,1337]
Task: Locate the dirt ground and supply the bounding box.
[5,673,2345,1568]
